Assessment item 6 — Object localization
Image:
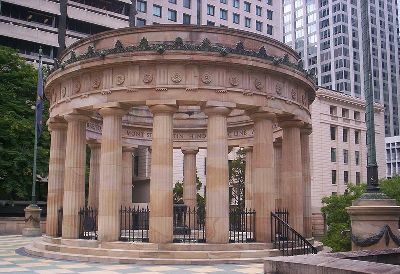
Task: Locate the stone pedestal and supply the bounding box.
[280,120,304,234]
[347,197,400,251]
[122,146,136,208]
[243,147,253,210]
[62,113,89,239]
[203,102,233,244]
[182,147,199,210]
[148,102,177,243]
[22,204,42,236]
[88,140,101,209]
[248,109,276,242]
[98,107,126,242]
[46,118,67,237]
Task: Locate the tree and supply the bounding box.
[379,176,400,204]
[0,46,50,201]
[229,148,246,209]
[321,184,366,252]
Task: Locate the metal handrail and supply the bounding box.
[271,211,317,256]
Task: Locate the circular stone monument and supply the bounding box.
[25,25,317,263]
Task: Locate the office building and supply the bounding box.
[282,0,400,137]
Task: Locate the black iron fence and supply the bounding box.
[173,205,206,243]
[271,211,317,255]
[78,206,98,240]
[229,208,256,243]
[119,206,149,242]
[57,207,63,237]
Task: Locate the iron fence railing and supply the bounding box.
[229,208,256,243]
[119,206,149,242]
[173,205,206,243]
[271,211,317,256]
[78,206,98,240]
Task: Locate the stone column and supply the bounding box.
[182,147,199,210]
[203,102,233,244]
[62,113,89,239]
[273,138,283,209]
[148,103,177,243]
[87,140,100,209]
[280,120,304,234]
[46,118,67,237]
[97,107,126,242]
[301,126,312,238]
[243,147,253,210]
[248,109,276,242]
[122,146,135,208]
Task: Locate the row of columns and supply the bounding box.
[46,102,312,243]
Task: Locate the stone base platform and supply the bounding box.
[23,236,285,265]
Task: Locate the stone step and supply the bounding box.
[32,240,280,260]
[24,243,269,265]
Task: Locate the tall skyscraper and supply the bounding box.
[0,0,281,65]
[283,0,400,137]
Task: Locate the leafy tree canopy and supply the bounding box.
[0,46,50,201]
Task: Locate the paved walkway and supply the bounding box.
[0,235,263,274]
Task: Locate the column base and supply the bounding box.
[22,204,42,237]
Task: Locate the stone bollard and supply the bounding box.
[22,204,42,237]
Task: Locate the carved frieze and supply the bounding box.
[201,73,212,84]
[72,79,81,94]
[275,83,283,95]
[143,73,153,83]
[171,72,182,83]
[229,75,239,87]
[115,74,125,85]
[92,77,101,89]
[254,78,263,90]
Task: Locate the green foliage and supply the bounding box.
[0,46,50,201]
[173,181,183,204]
[320,184,366,252]
[380,176,400,204]
[229,148,246,209]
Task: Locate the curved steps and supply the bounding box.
[23,237,283,265]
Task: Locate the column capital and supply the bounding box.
[182,147,199,155]
[242,146,253,153]
[98,106,128,117]
[246,107,276,122]
[122,146,137,153]
[273,137,283,147]
[300,124,313,135]
[47,117,67,131]
[279,119,304,129]
[202,101,235,117]
[148,104,178,115]
[87,139,101,149]
[64,112,91,122]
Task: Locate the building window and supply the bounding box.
[355,130,360,144]
[168,9,177,21]
[332,170,337,184]
[233,13,240,24]
[233,0,239,8]
[343,128,348,142]
[256,5,262,16]
[256,21,262,31]
[244,1,251,12]
[220,0,227,3]
[207,20,215,26]
[332,192,337,196]
[342,108,349,118]
[330,126,336,140]
[356,172,361,185]
[183,13,191,24]
[344,171,349,184]
[245,17,251,28]
[355,151,360,165]
[330,105,337,116]
[343,149,348,164]
[207,4,215,16]
[220,9,227,20]
[331,148,337,162]
[168,0,177,4]
[354,111,360,120]
[266,24,273,35]
[137,18,146,26]
[183,0,191,8]
[267,9,273,20]
[153,5,162,17]
[137,0,147,12]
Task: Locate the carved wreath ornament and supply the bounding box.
[275,83,282,95]
[201,73,212,84]
[115,74,125,85]
[143,73,153,83]
[92,78,101,89]
[171,72,183,83]
[351,225,400,247]
[229,76,239,87]
[254,78,263,90]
